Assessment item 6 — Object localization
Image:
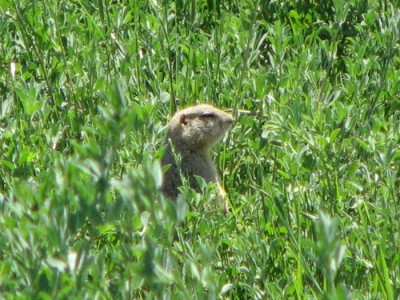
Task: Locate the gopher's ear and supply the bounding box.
[179,114,187,125]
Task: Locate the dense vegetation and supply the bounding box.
[1,0,399,298]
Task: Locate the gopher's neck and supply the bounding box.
[181,149,217,183]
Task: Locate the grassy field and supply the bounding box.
[1,0,399,299]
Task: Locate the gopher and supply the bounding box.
[161,104,233,211]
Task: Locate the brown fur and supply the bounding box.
[161,104,233,211]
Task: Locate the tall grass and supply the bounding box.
[1,0,399,298]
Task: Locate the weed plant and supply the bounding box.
[0,0,399,299]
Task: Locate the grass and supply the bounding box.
[1,0,399,299]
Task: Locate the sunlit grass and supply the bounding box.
[0,0,399,298]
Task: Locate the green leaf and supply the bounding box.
[1,160,15,171]
[0,0,12,10]
[330,128,341,143]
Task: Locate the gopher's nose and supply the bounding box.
[225,113,234,125]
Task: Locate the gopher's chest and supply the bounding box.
[181,153,217,183]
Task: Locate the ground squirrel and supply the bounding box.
[161,104,233,211]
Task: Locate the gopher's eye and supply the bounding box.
[200,112,215,118]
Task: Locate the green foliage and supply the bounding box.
[1,0,399,298]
